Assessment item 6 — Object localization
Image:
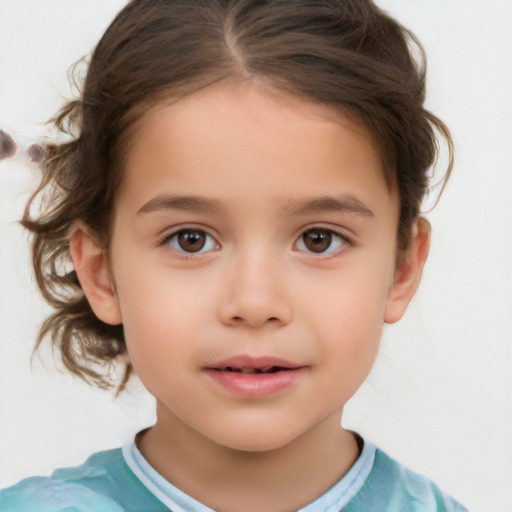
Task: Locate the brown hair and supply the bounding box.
[22,0,453,391]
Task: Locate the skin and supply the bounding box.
[70,82,430,512]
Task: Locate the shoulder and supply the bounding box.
[0,449,128,512]
[345,444,470,512]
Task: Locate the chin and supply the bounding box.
[204,422,309,454]
[217,437,294,454]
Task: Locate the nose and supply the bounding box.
[217,250,293,328]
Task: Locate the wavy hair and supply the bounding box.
[22,0,453,391]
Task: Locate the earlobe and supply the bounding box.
[69,225,122,326]
[384,218,431,324]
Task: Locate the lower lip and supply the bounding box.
[204,368,306,398]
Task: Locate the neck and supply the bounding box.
[137,403,360,512]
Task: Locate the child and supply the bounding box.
[0,0,469,510]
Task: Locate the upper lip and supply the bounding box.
[205,355,303,373]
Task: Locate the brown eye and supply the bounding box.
[296,228,345,254]
[167,229,217,253]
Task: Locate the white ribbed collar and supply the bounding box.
[122,435,376,512]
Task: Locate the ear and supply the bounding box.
[384,218,431,324]
[69,224,122,326]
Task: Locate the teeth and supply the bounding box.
[219,366,283,374]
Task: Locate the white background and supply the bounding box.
[1,1,511,511]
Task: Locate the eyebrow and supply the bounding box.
[137,193,374,218]
[282,195,375,218]
[137,194,224,215]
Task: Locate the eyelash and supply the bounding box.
[294,228,351,256]
[159,227,352,256]
[160,228,219,256]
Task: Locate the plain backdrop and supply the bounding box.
[1,1,511,511]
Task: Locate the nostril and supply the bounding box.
[229,315,281,327]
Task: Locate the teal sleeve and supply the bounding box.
[0,449,168,512]
[344,449,470,512]
[0,477,125,512]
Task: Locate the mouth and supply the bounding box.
[206,355,303,374]
[213,365,295,375]
[204,356,307,397]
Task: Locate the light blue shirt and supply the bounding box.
[0,437,470,511]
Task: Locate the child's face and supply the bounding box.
[74,83,426,452]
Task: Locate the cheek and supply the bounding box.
[113,273,181,367]
[114,263,219,375]
[304,260,393,327]
[300,262,392,367]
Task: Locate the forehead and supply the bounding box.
[118,82,398,219]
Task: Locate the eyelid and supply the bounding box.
[293,225,354,256]
[158,225,221,255]
[158,223,219,242]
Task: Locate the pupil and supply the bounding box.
[178,230,206,252]
[304,229,331,253]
